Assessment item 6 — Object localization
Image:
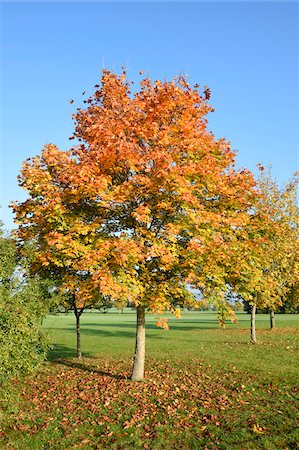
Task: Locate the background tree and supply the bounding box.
[56,277,112,359]
[258,169,299,330]
[229,168,299,341]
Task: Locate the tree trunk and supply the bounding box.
[251,304,257,343]
[74,307,82,359]
[131,306,146,381]
[270,310,275,330]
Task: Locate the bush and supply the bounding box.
[0,229,49,384]
[0,288,49,384]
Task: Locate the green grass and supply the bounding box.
[1,311,298,449]
[45,311,299,383]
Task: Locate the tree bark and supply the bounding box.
[131,306,146,381]
[270,310,275,330]
[74,306,83,359]
[251,303,257,343]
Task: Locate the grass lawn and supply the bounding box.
[1,311,298,449]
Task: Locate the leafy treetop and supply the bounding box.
[13,70,259,326]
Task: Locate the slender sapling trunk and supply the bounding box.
[251,303,257,343]
[131,305,146,381]
[74,306,83,359]
[270,310,275,330]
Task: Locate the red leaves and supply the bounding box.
[203,87,211,100]
[3,353,298,448]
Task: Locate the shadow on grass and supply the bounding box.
[47,343,88,361]
[49,327,137,339]
[50,326,219,340]
[49,321,220,335]
[81,320,219,327]
[56,358,128,380]
[49,326,184,338]
[48,344,127,380]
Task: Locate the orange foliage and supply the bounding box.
[13,70,260,318]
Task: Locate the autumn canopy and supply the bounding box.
[13,70,260,380]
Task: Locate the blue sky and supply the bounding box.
[1,1,298,230]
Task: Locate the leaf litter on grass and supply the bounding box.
[1,355,298,449]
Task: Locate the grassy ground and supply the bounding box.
[0,311,298,449]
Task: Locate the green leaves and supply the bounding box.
[0,227,50,384]
[0,284,49,383]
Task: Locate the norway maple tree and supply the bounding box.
[254,169,299,336]
[228,168,299,342]
[13,70,260,380]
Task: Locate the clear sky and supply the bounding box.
[1,1,298,230]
